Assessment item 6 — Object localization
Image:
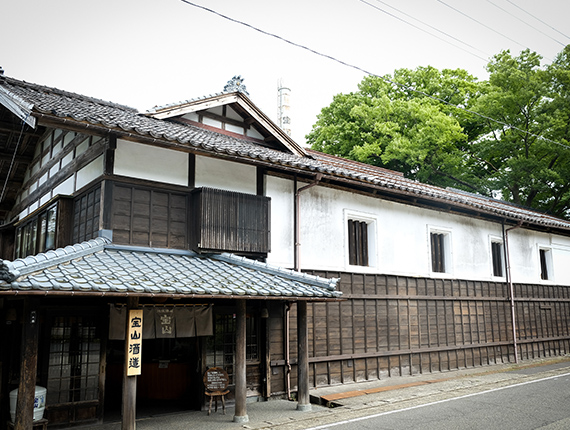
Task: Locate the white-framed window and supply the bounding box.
[538,246,554,281]
[490,237,505,278]
[428,227,452,274]
[345,210,376,268]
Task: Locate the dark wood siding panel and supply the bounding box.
[110,183,188,249]
[296,270,570,391]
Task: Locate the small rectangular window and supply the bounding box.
[491,241,504,277]
[430,232,446,273]
[348,219,369,266]
[540,249,550,280]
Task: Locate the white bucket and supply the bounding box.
[9,386,47,422]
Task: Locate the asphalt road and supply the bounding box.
[306,371,570,430]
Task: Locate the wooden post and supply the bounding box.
[297,300,311,411]
[14,298,40,430]
[263,308,271,400]
[233,299,249,423]
[122,297,139,430]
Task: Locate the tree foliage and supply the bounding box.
[306,46,570,219]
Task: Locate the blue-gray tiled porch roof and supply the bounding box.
[0,238,341,299]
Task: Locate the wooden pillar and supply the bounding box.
[233,299,249,423]
[297,300,311,411]
[14,298,40,430]
[122,297,139,430]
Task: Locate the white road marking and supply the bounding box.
[305,372,570,430]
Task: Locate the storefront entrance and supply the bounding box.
[105,337,202,418]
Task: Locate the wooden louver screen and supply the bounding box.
[540,249,549,280]
[348,219,368,266]
[430,232,445,273]
[191,187,270,254]
[491,242,503,277]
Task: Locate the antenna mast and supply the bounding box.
[277,79,292,136]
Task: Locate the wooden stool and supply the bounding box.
[203,367,230,416]
[7,418,48,430]
[205,389,230,415]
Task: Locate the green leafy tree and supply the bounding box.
[470,48,570,218]
[307,67,482,189]
[308,48,570,218]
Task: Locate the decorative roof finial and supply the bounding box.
[223,75,249,96]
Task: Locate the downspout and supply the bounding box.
[283,173,322,400]
[503,220,523,364]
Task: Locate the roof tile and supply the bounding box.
[2,76,569,230]
[0,238,341,299]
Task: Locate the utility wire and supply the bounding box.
[178,0,570,151]
[436,0,527,50]
[506,0,570,41]
[485,0,565,47]
[360,0,488,62]
[370,0,490,57]
[0,114,29,205]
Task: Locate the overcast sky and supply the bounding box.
[2,0,569,144]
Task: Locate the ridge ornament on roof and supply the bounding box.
[223,75,249,96]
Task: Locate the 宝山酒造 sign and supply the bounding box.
[127,309,143,376]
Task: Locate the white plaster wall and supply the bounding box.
[553,240,570,283]
[278,182,570,286]
[114,139,188,186]
[76,155,104,190]
[265,176,294,268]
[52,176,74,197]
[195,155,256,194]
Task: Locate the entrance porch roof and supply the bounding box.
[0,237,341,300]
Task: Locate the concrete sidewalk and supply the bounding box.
[79,356,570,430]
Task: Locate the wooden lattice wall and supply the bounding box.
[270,272,570,393]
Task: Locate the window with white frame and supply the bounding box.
[539,247,553,281]
[346,211,376,267]
[429,228,451,273]
[490,239,505,278]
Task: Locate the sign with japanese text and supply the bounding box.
[127,309,143,376]
[203,367,229,392]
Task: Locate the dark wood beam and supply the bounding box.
[296,301,311,411]
[14,298,40,430]
[0,153,33,164]
[233,299,249,423]
[122,297,139,430]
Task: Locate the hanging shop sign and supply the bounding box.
[127,309,143,376]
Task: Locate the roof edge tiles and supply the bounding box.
[1,237,110,282]
[213,253,340,291]
[0,239,342,299]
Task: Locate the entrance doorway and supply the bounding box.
[105,337,202,418]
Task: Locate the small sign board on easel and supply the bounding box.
[203,367,229,391]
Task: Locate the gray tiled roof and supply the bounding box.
[0,238,341,299]
[2,75,570,231]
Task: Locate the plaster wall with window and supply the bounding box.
[279,181,570,285]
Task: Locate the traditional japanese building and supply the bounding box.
[1,73,570,429]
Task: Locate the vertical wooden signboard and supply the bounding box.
[127,310,143,376]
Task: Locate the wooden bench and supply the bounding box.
[203,367,230,415]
